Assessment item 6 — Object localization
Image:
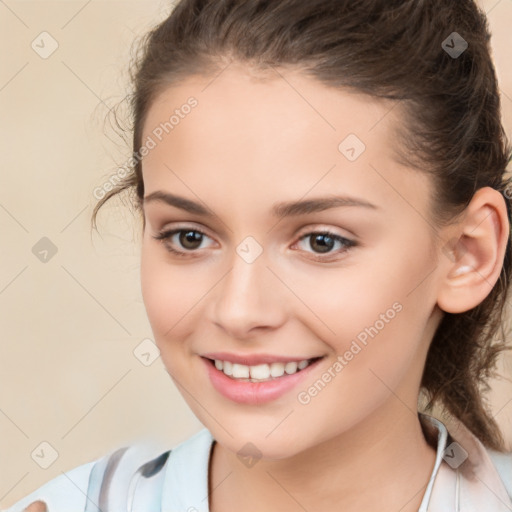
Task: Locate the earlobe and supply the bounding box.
[437,187,510,314]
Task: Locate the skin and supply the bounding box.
[137,62,509,512]
[24,61,508,512]
[23,502,46,512]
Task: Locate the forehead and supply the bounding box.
[140,63,429,217]
[142,62,402,150]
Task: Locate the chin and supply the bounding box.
[212,424,308,461]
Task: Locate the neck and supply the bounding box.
[209,400,437,512]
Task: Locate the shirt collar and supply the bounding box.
[419,412,512,511]
[161,427,214,512]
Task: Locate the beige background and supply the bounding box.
[1,0,512,508]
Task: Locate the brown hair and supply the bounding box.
[92,0,512,451]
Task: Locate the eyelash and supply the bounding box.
[152,227,357,261]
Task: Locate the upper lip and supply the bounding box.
[201,352,324,366]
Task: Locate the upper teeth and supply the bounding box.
[214,359,311,381]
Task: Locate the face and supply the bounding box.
[140,62,445,459]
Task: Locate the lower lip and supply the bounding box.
[201,357,323,405]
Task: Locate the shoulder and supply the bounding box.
[3,458,97,512]
[2,443,168,512]
[487,448,512,499]
[2,431,215,512]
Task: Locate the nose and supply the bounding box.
[210,245,286,340]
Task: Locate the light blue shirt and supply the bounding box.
[3,413,512,512]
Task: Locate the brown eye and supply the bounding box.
[178,230,203,250]
[308,233,336,254]
[294,230,357,260]
[152,227,214,257]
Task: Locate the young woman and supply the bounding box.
[10,1,512,511]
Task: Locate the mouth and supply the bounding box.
[203,356,323,383]
[200,353,326,405]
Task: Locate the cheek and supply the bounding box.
[289,270,432,446]
[288,235,435,386]
[140,240,221,358]
[140,243,195,341]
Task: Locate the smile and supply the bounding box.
[212,358,318,382]
[201,355,325,404]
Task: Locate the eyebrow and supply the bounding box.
[143,191,378,218]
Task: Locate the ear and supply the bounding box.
[437,186,510,314]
